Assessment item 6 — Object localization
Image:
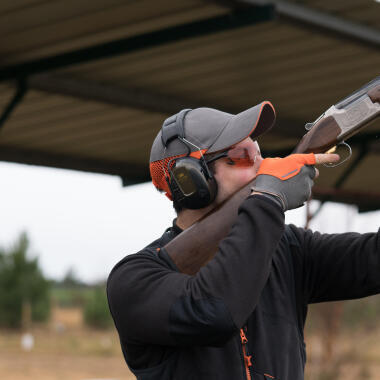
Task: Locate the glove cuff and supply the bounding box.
[251,188,285,210]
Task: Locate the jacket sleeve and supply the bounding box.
[291,225,380,304]
[107,195,285,347]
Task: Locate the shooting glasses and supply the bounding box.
[206,140,261,167]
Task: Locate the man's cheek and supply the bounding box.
[255,156,264,171]
[241,168,257,183]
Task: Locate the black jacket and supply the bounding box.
[107,195,380,380]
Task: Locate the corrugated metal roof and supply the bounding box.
[0,0,228,64]
[0,0,379,209]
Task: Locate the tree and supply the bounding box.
[0,232,50,328]
[83,285,112,329]
[61,267,84,288]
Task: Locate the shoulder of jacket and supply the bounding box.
[282,224,302,247]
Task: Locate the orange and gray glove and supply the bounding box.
[251,154,317,211]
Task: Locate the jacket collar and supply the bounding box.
[171,218,183,236]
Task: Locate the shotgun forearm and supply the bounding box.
[164,77,380,275]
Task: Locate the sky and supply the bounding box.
[0,161,379,283]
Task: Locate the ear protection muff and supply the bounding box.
[169,156,218,209]
[161,109,218,210]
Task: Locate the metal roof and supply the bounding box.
[0,0,379,211]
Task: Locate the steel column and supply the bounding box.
[0,79,27,131]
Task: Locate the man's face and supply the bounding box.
[212,137,262,204]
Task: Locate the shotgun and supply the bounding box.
[164,77,380,275]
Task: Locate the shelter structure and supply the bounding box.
[0,0,379,211]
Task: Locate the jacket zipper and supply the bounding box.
[240,327,253,380]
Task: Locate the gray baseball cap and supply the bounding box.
[150,101,276,163]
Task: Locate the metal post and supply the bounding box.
[0,79,27,131]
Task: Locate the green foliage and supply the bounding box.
[51,283,96,309]
[61,267,85,288]
[0,232,50,328]
[51,286,90,308]
[50,267,91,308]
[306,296,380,333]
[342,295,380,330]
[83,286,112,329]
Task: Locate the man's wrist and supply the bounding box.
[250,189,285,210]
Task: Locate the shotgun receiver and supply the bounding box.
[164,77,380,275]
[294,76,380,154]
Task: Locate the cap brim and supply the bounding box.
[207,101,276,153]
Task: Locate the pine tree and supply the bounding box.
[0,232,50,328]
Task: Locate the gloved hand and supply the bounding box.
[251,153,337,211]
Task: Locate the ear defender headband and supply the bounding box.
[161,109,218,210]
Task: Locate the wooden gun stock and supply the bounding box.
[164,81,380,275]
[165,181,252,275]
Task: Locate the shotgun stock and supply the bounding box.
[164,77,380,275]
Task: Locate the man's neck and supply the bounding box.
[176,204,215,230]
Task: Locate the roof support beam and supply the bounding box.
[333,143,368,189]
[0,79,27,131]
[233,0,380,48]
[0,6,274,82]
[29,74,304,127]
[30,73,378,144]
[26,72,380,142]
[312,186,380,212]
[0,145,150,184]
[29,74,199,115]
[30,73,274,116]
[309,141,370,217]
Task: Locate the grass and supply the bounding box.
[0,306,133,380]
[1,289,380,380]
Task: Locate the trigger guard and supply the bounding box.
[323,141,352,168]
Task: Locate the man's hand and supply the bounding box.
[251,153,340,211]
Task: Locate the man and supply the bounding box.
[107,102,379,380]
